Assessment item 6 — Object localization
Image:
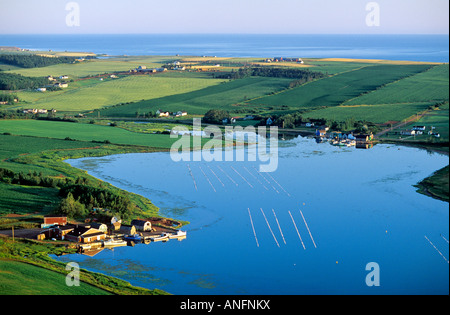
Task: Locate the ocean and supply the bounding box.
[0,34,448,62]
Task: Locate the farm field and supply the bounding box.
[98,76,292,117]
[0,259,111,295]
[4,55,176,78]
[379,103,449,142]
[14,72,226,112]
[0,120,178,149]
[303,102,435,124]
[0,183,59,216]
[344,64,449,106]
[247,64,432,110]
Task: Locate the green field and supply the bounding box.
[0,183,60,216]
[0,120,178,148]
[0,259,111,295]
[247,64,432,110]
[303,102,434,124]
[98,76,292,117]
[379,103,449,143]
[344,64,449,106]
[13,72,225,112]
[5,55,175,78]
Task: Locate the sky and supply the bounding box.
[0,0,448,34]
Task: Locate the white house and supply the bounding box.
[401,130,416,136]
[36,88,46,92]
[156,110,170,117]
[59,75,69,80]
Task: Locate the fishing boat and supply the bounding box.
[169,230,187,239]
[103,238,127,247]
[124,234,142,242]
[151,232,170,242]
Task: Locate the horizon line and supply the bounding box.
[1,33,449,36]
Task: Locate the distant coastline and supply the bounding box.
[0,34,448,62]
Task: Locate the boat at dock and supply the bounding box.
[169,230,187,239]
[124,234,142,242]
[103,238,127,248]
[150,232,170,242]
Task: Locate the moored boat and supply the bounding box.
[103,238,127,247]
[151,232,170,242]
[124,234,142,242]
[169,230,187,239]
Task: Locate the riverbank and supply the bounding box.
[0,236,169,295]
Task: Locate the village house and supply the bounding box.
[120,224,136,235]
[355,133,374,142]
[36,87,46,92]
[41,216,67,228]
[53,82,69,88]
[400,130,416,136]
[59,75,69,80]
[316,129,327,137]
[65,226,106,243]
[174,111,188,117]
[156,109,170,117]
[131,219,152,232]
[90,222,108,233]
[412,126,426,131]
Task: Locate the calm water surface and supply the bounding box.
[57,137,449,295]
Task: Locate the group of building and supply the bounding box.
[400,125,441,138]
[265,57,304,64]
[36,75,70,92]
[131,65,170,73]
[22,108,57,115]
[38,215,154,244]
[156,109,188,117]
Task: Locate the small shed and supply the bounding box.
[90,223,108,233]
[44,216,67,226]
[120,225,136,235]
[131,220,152,232]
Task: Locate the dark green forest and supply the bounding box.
[0,72,48,90]
[0,54,77,68]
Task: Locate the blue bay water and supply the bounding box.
[1,34,448,62]
[57,138,449,295]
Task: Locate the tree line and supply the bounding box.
[0,72,48,90]
[0,167,134,220]
[217,67,328,81]
[0,54,78,68]
[0,93,18,104]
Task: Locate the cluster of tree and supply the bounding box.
[56,192,87,218]
[0,54,77,68]
[0,110,33,120]
[218,67,327,82]
[0,93,18,104]
[0,168,67,188]
[0,72,48,90]
[203,109,231,124]
[58,183,134,220]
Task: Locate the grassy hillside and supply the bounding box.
[0,259,111,295]
[15,72,226,112]
[248,64,432,110]
[303,102,434,124]
[0,120,178,148]
[344,64,449,106]
[5,55,174,78]
[97,76,292,117]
